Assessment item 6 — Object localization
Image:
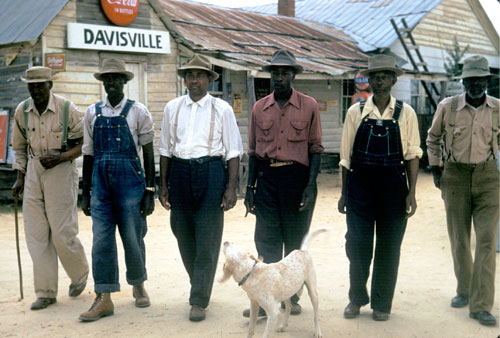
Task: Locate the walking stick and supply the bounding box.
[14,196,23,300]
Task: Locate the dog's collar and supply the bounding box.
[238,261,257,287]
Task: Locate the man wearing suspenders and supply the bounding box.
[159,54,243,322]
[427,55,499,326]
[11,66,89,310]
[338,55,422,321]
[79,59,155,322]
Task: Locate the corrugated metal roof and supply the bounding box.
[243,0,442,52]
[155,0,369,75]
[0,0,69,45]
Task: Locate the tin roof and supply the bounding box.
[152,0,369,76]
[0,0,69,45]
[243,0,443,52]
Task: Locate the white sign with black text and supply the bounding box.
[67,22,171,54]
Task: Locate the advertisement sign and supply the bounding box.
[101,0,139,26]
[352,91,372,104]
[67,23,171,54]
[355,71,370,91]
[45,53,66,72]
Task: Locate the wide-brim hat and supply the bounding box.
[94,58,134,81]
[454,55,498,79]
[177,54,219,80]
[262,49,303,74]
[360,54,404,77]
[21,66,56,83]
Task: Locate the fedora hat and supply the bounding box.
[360,54,404,77]
[177,54,219,80]
[454,55,498,79]
[21,66,56,83]
[262,49,303,74]
[94,59,134,81]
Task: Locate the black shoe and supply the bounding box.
[31,298,56,310]
[343,303,360,319]
[450,295,468,308]
[372,310,390,321]
[69,281,87,297]
[280,301,302,315]
[469,311,497,326]
[243,306,266,318]
[189,305,206,322]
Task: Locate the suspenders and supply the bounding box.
[172,96,217,156]
[22,99,71,150]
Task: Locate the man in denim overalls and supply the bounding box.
[79,59,155,322]
[338,55,422,321]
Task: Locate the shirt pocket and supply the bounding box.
[288,120,308,142]
[48,131,63,150]
[256,120,274,142]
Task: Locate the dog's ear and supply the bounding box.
[218,263,232,283]
[249,254,263,263]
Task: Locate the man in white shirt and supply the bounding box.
[159,54,243,322]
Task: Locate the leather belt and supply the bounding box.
[269,159,295,167]
[172,156,222,165]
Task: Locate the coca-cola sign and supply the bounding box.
[101,0,139,26]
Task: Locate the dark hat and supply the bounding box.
[360,54,404,77]
[21,66,56,83]
[94,59,134,81]
[262,49,303,74]
[177,54,219,80]
[454,55,498,79]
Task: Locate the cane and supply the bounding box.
[14,196,24,300]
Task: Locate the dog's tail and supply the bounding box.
[300,227,330,251]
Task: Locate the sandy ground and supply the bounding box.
[0,171,498,338]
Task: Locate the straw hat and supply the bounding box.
[360,54,404,77]
[454,55,498,79]
[177,54,219,80]
[94,59,134,81]
[21,66,56,83]
[262,49,303,74]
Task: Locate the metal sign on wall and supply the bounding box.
[101,0,140,26]
[67,23,171,54]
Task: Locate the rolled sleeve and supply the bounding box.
[339,104,359,170]
[67,102,83,140]
[82,106,95,156]
[403,105,423,161]
[426,101,446,166]
[222,104,243,161]
[159,103,172,158]
[136,104,154,146]
[12,103,28,173]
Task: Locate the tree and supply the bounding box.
[444,36,469,77]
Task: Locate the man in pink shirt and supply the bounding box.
[243,50,323,317]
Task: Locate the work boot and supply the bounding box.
[243,306,266,318]
[189,305,206,322]
[69,281,87,297]
[133,283,150,308]
[31,297,56,310]
[79,293,114,322]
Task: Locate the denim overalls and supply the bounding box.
[345,100,409,314]
[90,100,147,293]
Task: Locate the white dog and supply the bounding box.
[219,227,329,338]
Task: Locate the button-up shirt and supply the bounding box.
[426,93,499,165]
[159,93,243,161]
[340,96,422,170]
[12,93,83,174]
[82,96,154,156]
[248,89,323,167]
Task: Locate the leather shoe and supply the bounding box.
[343,303,360,319]
[372,310,390,321]
[243,306,266,318]
[133,283,150,308]
[469,311,497,326]
[450,295,468,308]
[31,297,56,310]
[189,305,206,322]
[69,281,87,297]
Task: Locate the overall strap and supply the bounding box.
[207,98,217,156]
[120,99,135,118]
[61,100,70,151]
[95,101,103,116]
[22,99,30,146]
[491,99,499,159]
[393,100,403,121]
[445,96,459,161]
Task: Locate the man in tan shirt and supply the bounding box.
[11,66,89,310]
[427,55,499,326]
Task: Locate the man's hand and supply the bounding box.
[299,183,316,212]
[141,190,155,216]
[430,165,443,189]
[221,187,237,211]
[338,194,347,214]
[81,193,91,216]
[159,185,171,210]
[405,193,417,218]
[244,188,255,216]
[12,177,25,198]
[39,154,63,169]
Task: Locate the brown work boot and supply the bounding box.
[79,293,114,322]
[133,283,150,308]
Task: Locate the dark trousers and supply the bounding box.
[346,165,408,313]
[254,162,314,303]
[169,158,226,308]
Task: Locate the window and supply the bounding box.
[208,65,223,98]
[411,80,432,115]
[341,79,355,122]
